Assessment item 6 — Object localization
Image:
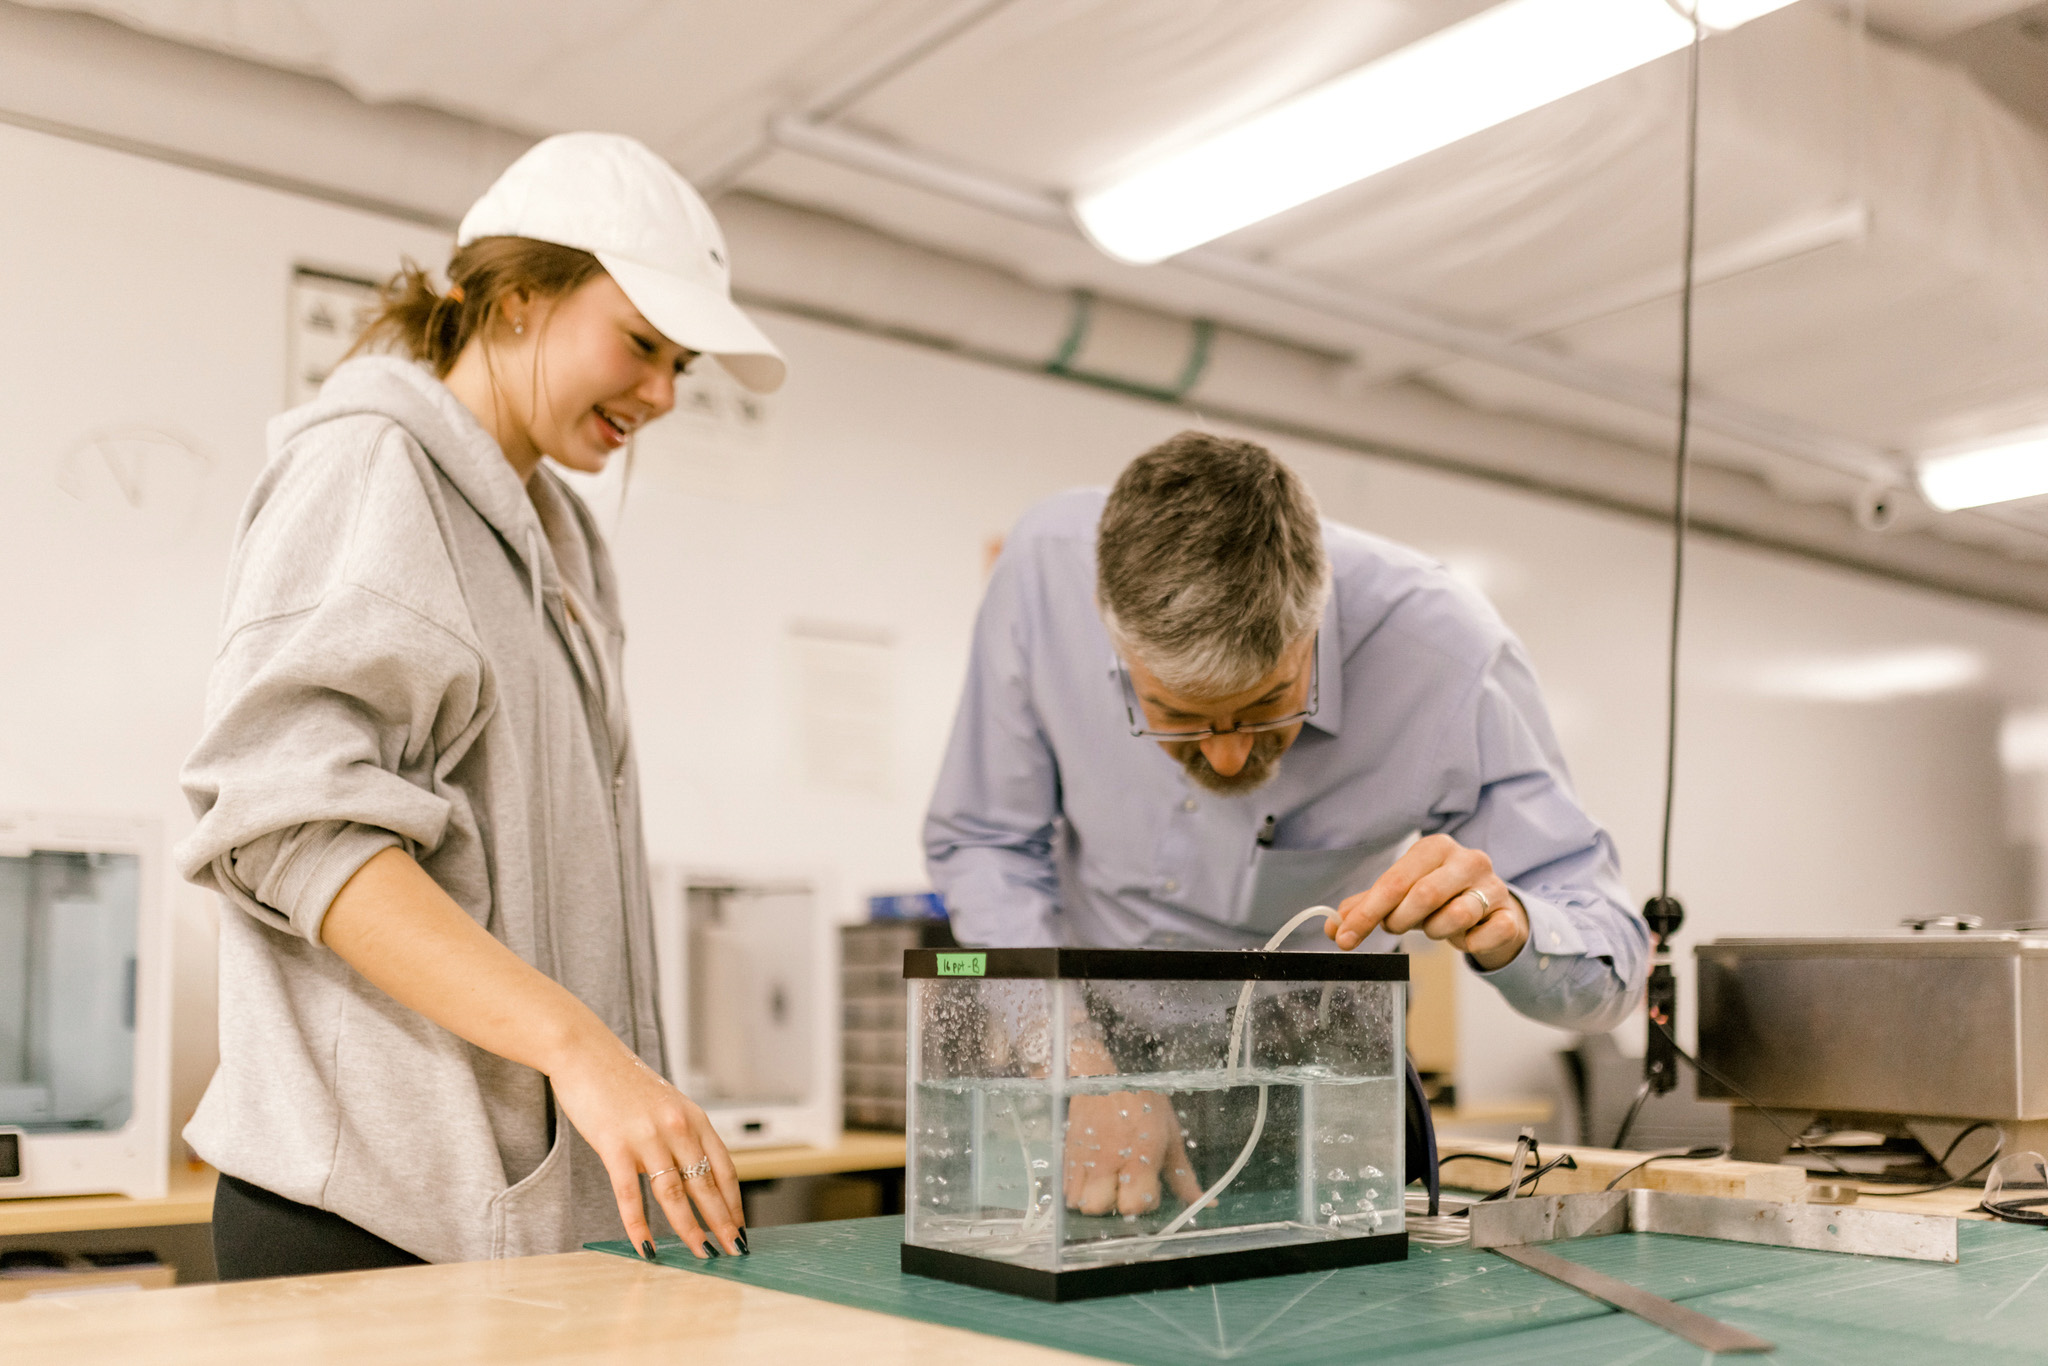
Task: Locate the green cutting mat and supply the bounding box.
[589,1217,2048,1363]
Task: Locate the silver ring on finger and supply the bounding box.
[1462,887,1492,915]
[681,1156,713,1181]
[647,1166,679,1180]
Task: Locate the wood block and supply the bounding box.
[1405,938,1458,1075]
[1439,1139,1808,1203]
[0,1263,175,1302]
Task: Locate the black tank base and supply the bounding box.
[900,1229,1408,1302]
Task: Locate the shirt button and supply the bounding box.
[1162,880,1179,895]
[1181,799,1197,812]
[1538,956,1551,971]
[1549,932,1561,947]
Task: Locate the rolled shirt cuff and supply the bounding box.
[1467,889,1603,1029]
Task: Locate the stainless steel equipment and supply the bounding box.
[1695,932,2048,1167]
[650,868,841,1151]
[0,813,170,1200]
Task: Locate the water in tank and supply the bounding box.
[0,850,139,1132]
[902,948,1407,1299]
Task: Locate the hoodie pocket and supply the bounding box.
[488,1108,572,1259]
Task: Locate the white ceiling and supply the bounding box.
[21,0,2048,541]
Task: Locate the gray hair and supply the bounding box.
[1096,432,1330,697]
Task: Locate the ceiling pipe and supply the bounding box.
[699,0,1022,194]
[762,116,1904,488]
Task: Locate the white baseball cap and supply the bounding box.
[458,132,786,393]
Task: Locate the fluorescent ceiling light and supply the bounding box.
[1749,646,1985,703]
[1074,0,1801,265]
[1916,427,2048,511]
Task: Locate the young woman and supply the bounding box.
[178,133,786,1278]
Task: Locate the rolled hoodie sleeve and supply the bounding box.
[179,428,494,944]
[1433,643,1648,1034]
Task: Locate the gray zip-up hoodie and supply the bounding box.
[177,355,662,1263]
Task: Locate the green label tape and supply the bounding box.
[936,952,986,977]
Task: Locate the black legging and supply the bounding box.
[212,1173,426,1281]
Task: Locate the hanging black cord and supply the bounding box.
[1611,1079,1655,1150]
[1658,7,1702,905]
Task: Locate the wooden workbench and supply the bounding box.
[0,1247,1086,1366]
[0,1132,909,1240]
[0,1183,2009,1366]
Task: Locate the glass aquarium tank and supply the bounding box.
[903,948,1407,1300]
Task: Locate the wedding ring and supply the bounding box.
[1462,887,1492,915]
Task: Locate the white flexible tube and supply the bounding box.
[1154,906,1337,1238]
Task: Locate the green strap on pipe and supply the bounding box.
[1045,287,1215,402]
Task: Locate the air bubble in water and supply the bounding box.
[1362,1165,1383,1179]
[1319,1202,1335,1216]
[1327,1169,1348,1182]
[1337,1133,1355,1144]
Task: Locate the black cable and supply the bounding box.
[1655,2,1703,905]
[1857,1122,2003,1199]
[1611,1079,1655,1150]
[1646,1014,1857,1178]
[1446,1155,1581,1212]
[1604,1145,1728,1192]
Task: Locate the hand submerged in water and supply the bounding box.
[1062,1043,1205,1217]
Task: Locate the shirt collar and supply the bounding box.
[1307,590,1345,738]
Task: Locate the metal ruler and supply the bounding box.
[1489,1244,1774,1354]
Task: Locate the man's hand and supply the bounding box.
[1060,1036,1203,1218]
[1063,1090,1204,1217]
[1324,834,1528,970]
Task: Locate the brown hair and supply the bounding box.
[1097,430,1329,696]
[349,236,605,377]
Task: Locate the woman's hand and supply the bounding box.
[546,1032,744,1259]
[320,848,746,1260]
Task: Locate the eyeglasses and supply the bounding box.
[1116,641,1319,741]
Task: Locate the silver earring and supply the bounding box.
[514,319,525,335]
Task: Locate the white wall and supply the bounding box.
[8,119,2048,1157]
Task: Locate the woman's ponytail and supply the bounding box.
[347,238,603,378]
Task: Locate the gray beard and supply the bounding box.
[1170,729,1289,795]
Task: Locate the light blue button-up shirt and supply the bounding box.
[923,489,1647,1034]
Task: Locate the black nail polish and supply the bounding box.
[641,1240,656,1262]
[703,1240,721,1259]
[735,1230,750,1255]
